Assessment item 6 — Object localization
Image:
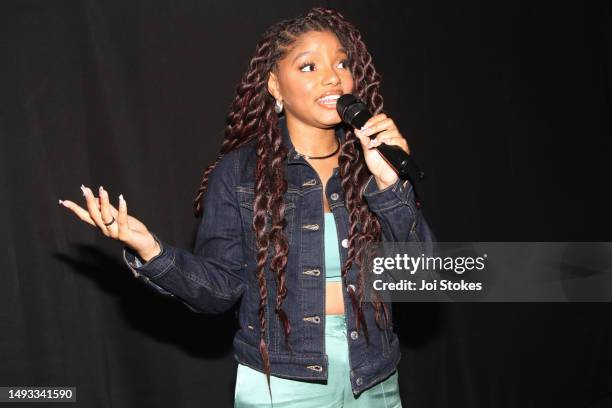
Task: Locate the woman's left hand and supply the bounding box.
[354,113,410,190]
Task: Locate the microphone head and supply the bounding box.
[336,94,358,120]
[336,94,371,129]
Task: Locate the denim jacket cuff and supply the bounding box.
[362,175,414,212]
[122,233,175,296]
[123,232,172,272]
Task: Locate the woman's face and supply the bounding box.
[268,30,354,129]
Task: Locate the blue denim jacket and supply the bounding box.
[123,117,435,395]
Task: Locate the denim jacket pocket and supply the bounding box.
[236,187,297,255]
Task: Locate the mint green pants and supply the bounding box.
[234,314,402,407]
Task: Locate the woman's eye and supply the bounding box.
[299,62,315,72]
[299,60,349,72]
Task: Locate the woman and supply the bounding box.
[60,7,434,407]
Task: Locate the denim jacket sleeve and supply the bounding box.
[362,175,436,254]
[122,152,247,314]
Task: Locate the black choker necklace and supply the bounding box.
[294,136,340,160]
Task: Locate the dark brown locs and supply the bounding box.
[192,6,391,394]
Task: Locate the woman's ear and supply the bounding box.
[267,71,281,101]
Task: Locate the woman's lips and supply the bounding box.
[316,94,340,109]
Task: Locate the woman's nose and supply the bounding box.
[322,66,341,86]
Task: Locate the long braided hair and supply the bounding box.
[193,6,391,391]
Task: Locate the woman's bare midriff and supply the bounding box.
[326,281,345,314]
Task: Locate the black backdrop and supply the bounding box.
[2,0,612,407]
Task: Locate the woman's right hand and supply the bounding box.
[60,185,161,262]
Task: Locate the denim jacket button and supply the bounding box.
[302,269,321,276]
[330,192,339,201]
[307,365,323,372]
[341,238,348,248]
[303,315,321,324]
[302,224,320,231]
[350,331,359,340]
[347,284,356,293]
[356,377,363,386]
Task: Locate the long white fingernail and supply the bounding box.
[119,194,125,203]
[58,199,63,205]
[80,184,87,196]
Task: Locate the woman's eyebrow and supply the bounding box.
[292,51,312,64]
[291,48,348,64]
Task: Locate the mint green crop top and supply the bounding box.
[324,213,342,282]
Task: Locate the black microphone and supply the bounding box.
[336,94,426,182]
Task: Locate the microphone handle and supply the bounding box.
[374,142,426,182]
[345,106,426,182]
